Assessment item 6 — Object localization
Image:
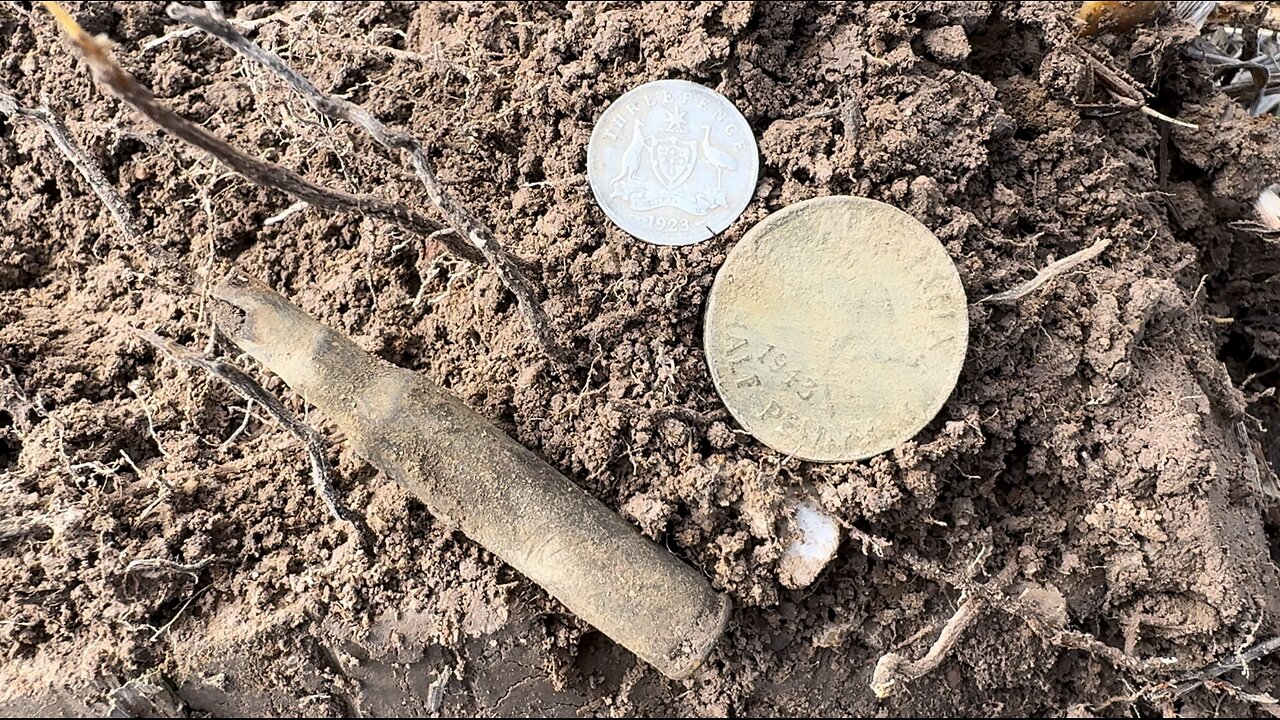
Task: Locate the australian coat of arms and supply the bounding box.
[609,108,735,216]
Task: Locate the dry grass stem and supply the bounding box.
[0,87,142,241]
[169,2,567,360]
[124,557,212,579]
[131,328,373,551]
[978,236,1112,304]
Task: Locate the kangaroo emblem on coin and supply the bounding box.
[589,80,759,246]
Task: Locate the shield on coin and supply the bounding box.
[650,136,697,189]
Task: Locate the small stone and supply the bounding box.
[778,500,840,589]
[922,25,971,64]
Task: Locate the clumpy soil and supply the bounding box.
[2,1,1280,716]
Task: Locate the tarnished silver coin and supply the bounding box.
[704,196,969,462]
[588,79,759,246]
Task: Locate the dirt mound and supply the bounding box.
[2,1,1279,716]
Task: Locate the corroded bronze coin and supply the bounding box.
[704,196,968,462]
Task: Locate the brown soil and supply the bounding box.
[2,1,1280,717]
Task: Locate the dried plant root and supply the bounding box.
[978,236,1112,304]
[1079,56,1201,129]
[857,532,1176,697]
[131,328,374,551]
[1008,592,1176,675]
[1161,635,1280,700]
[169,2,566,361]
[38,3,476,264]
[872,595,982,697]
[124,557,212,579]
[0,86,192,286]
[0,87,141,241]
[871,556,1019,697]
[143,2,308,52]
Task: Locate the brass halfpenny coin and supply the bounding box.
[704,196,968,462]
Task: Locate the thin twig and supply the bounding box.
[1086,53,1148,102]
[39,2,476,265]
[124,557,212,579]
[168,2,567,361]
[1165,635,1280,700]
[131,327,374,552]
[871,555,1019,697]
[852,529,1176,685]
[1009,596,1175,674]
[872,596,982,697]
[0,87,142,241]
[978,236,1112,304]
[141,3,306,52]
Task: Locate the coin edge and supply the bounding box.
[587,79,760,247]
[703,195,970,463]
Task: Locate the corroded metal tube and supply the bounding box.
[211,272,729,678]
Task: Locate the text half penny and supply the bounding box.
[704,196,969,462]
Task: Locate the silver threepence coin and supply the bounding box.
[704,196,969,463]
[588,79,759,246]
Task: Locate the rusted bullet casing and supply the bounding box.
[212,273,729,678]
